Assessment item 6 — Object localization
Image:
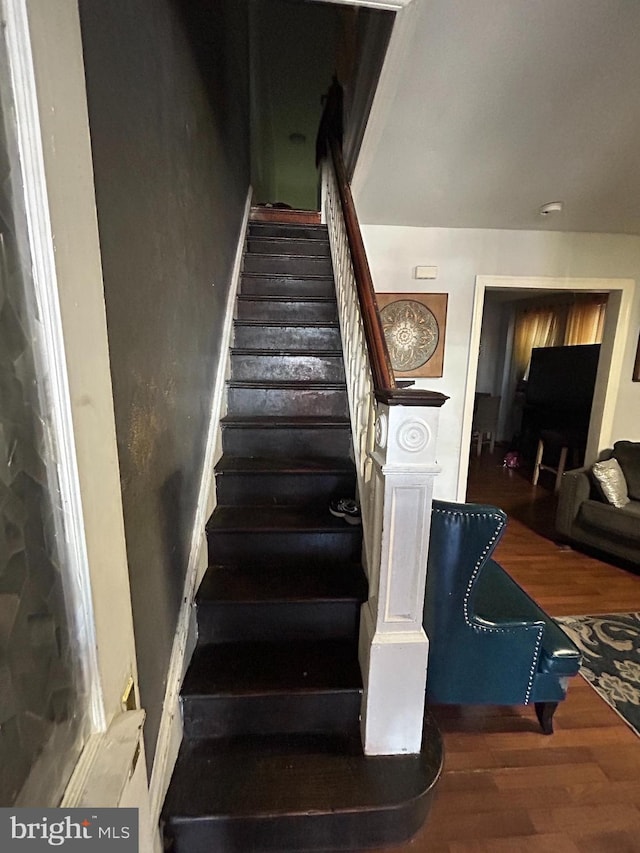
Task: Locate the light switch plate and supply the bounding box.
[414,265,438,279]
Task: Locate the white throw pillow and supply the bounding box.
[592,458,630,508]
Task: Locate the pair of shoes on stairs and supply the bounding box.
[329,498,361,526]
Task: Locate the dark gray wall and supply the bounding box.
[79,0,250,765]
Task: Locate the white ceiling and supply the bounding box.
[355,0,640,234]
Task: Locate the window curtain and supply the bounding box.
[513,295,607,382]
[513,307,560,381]
[564,296,607,346]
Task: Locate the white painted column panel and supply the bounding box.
[359,404,441,754]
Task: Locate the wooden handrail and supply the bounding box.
[329,137,396,394]
[319,83,447,408]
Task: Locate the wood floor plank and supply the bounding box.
[419,808,537,842]
[587,745,640,782]
[528,803,640,834]
[567,780,640,806]
[448,835,581,853]
[430,785,573,815]
[377,449,640,853]
[491,762,609,790]
[576,830,640,852]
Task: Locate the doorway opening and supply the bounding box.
[460,276,635,502]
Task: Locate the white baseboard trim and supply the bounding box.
[148,186,252,825]
[63,711,158,852]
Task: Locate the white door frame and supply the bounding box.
[3,1,155,847]
[2,0,105,737]
[458,275,636,499]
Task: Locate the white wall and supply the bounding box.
[352,0,640,236]
[360,225,640,499]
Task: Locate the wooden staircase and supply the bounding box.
[161,210,442,853]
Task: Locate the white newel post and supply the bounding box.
[358,402,441,755]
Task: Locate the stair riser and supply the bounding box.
[241,276,334,297]
[221,426,352,458]
[167,799,433,853]
[234,323,341,350]
[182,691,362,739]
[237,299,337,322]
[207,530,361,566]
[227,387,348,417]
[249,223,328,240]
[215,471,356,506]
[243,254,333,276]
[198,600,361,645]
[248,237,331,257]
[231,354,345,383]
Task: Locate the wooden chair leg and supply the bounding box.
[535,701,558,735]
[489,432,495,454]
[532,439,544,485]
[476,433,482,457]
[555,446,568,493]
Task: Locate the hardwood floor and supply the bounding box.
[378,448,640,853]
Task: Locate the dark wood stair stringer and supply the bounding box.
[161,211,442,853]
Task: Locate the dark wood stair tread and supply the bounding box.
[230,348,343,357]
[243,252,331,262]
[207,504,358,533]
[237,294,336,303]
[198,563,367,604]
[248,236,329,247]
[214,455,353,474]
[227,380,346,390]
[248,227,328,238]
[249,208,321,224]
[163,716,443,818]
[234,319,339,327]
[182,640,362,696]
[221,415,349,427]
[242,272,333,281]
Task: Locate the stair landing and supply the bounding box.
[250,205,321,225]
[163,715,443,853]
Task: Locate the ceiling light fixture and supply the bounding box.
[539,201,564,216]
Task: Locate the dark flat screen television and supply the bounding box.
[526,344,600,414]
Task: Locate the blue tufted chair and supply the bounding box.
[423,500,581,733]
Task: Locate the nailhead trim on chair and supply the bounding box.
[432,506,544,704]
[524,630,544,704]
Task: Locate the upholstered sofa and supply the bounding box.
[556,441,640,565]
[424,500,581,734]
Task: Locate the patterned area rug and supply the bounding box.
[555,613,640,736]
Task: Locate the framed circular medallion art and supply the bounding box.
[377,293,448,378]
